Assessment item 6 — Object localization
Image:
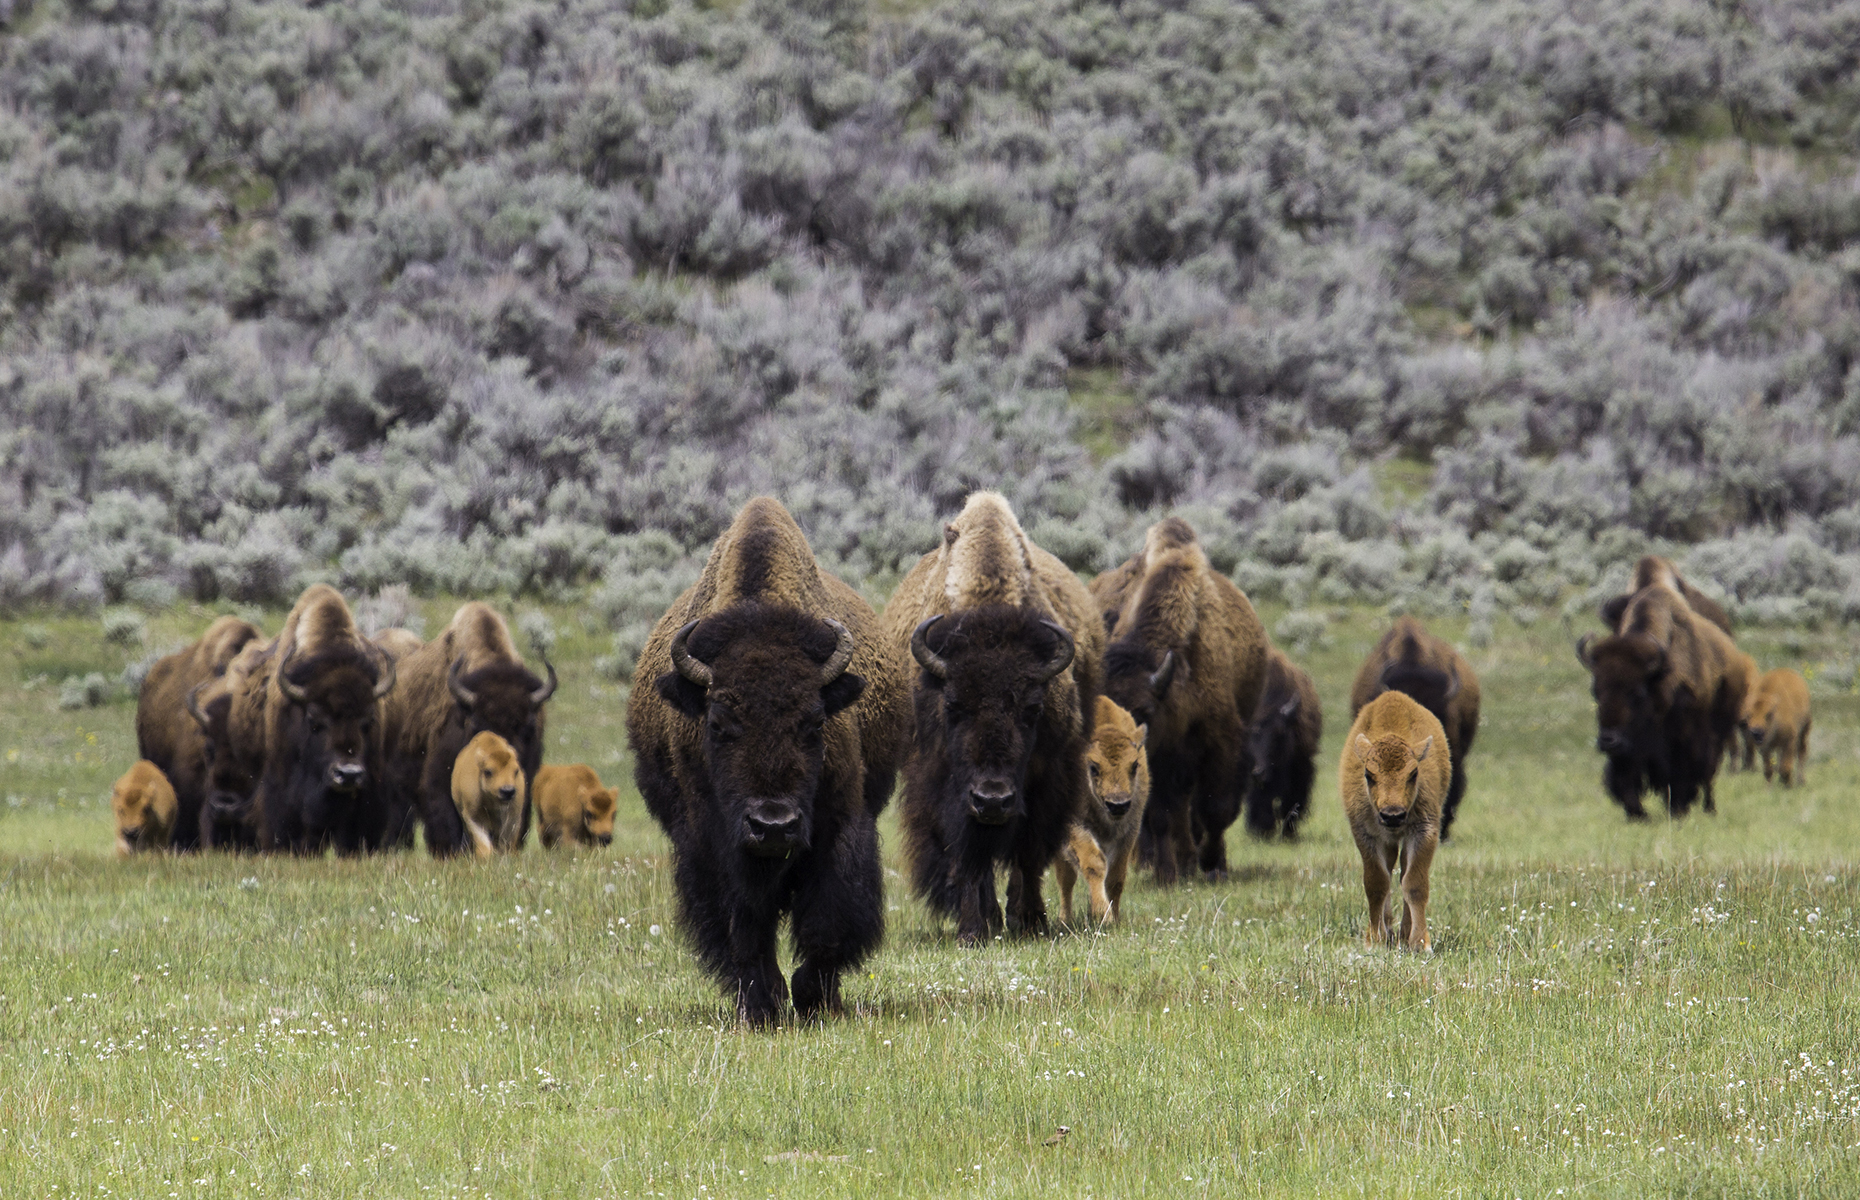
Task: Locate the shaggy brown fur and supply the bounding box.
[627,497,911,1025]
[1349,617,1481,839]
[1054,697,1149,925]
[113,761,178,856]
[1245,646,1323,839]
[1743,668,1811,787]
[1091,518,1266,882]
[1578,582,1747,819]
[380,603,555,855]
[372,628,426,660]
[1729,649,1762,771]
[197,637,275,849]
[1340,692,1450,952]
[449,731,526,856]
[885,492,1104,944]
[1599,556,1732,636]
[136,615,265,850]
[532,764,619,848]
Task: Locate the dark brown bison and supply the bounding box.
[135,616,264,849]
[191,637,273,850]
[1090,518,1267,882]
[380,604,555,856]
[1244,646,1322,840]
[1577,581,1746,819]
[1350,617,1481,840]
[1599,556,1732,636]
[259,585,397,853]
[884,492,1103,945]
[626,498,910,1026]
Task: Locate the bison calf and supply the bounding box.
[533,764,618,848]
[1743,668,1811,787]
[1350,617,1479,840]
[1340,692,1450,952]
[1054,697,1149,926]
[114,761,179,856]
[1244,647,1322,840]
[450,732,527,856]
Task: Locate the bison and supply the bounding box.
[533,764,619,848]
[1349,617,1480,840]
[135,616,264,849]
[1054,696,1149,926]
[113,761,178,856]
[1577,581,1746,819]
[626,497,910,1026]
[372,628,426,661]
[1244,647,1322,840]
[1341,691,1449,952]
[450,731,526,856]
[1599,556,1732,636]
[1090,518,1267,882]
[259,585,397,854]
[380,604,556,856]
[885,492,1103,944]
[190,638,273,851]
[1743,667,1811,787]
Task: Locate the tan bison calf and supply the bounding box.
[1054,697,1150,926]
[1340,691,1450,952]
[449,732,526,857]
[1743,668,1811,787]
[113,761,178,856]
[533,764,619,848]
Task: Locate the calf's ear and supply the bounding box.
[1414,736,1433,762]
[821,672,866,717]
[1354,734,1374,761]
[655,671,709,719]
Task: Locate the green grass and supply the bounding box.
[4,602,1860,1196]
[1068,367,1147,464]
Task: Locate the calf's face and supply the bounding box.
[1354,734,1431,830]
[583,787,618,845]
[470,735,523,810]
[1087,715,1147,821]
[112,770,167,849]
[657,608,864,858]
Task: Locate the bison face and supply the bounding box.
[278,656,387,792]
[1100,641,1178,734]
[193,693,257,820]
[447,659,558,778]
[912,607,1075,827]
[656,606,864,859]
[1087,724,1147,820]
[1355,733,1432,829]
[1578,634,1667,757]
[584,786,618,847]
[1247,693,1300,780]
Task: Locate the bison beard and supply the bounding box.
[900,606,1081,946]
[635,605,880,1027]
[262,643,394,854]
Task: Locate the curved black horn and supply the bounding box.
[669,621,712,688]
[1443,665,1461,702]
[1574,634,1595,669]
[371,643,397,699]
[1149,648,1176,695]
[276,634,308,705]
[186,682,211,731]
[818,619,855,685]
[529,657,558,705]
[1037,620,1076,684]
[910,616,949,680]
[447,655,479,709]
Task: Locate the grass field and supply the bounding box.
[3,599,1858,1197]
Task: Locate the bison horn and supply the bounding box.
[276,634,309,705]
[669,621,713,689]
[910,616,949,680]
[1148,648,1176,695]
[1574,634,1595,669]
[371,644,397,699]
[530,657,558,705]
[447,656,479,710]
[185,682,210,732]
[1443,666,1461,701]
[818,619,855,685]
[1037,620,1076,684]
[1278,692,1300,719]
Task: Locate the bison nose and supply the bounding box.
[1596,729,1627,754]
[328,762,366,790]
[1103,796,1133,819]
[969,780,1016,825]
[497,785,517,803]
[596,832,613,847]
[1377,808,1407,829]
[743,801,803,853]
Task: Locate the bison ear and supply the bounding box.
[1101,610,1119,635]
[821,671,866,718]
[655,671,708,720]
[1414,735,1433,762]
[1354,734,1374,762]
[1132,723,1147,749]
[943,523,960,548]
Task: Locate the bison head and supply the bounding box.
[1375,659,1460,725]
[1576,632,1667,758]
[1100,639,1178,734]
[911,606,1075,827]
[277,641,394,792]
[447,654,557,777]
[1354,733,1433,830]
[656,604,864,858]
[1248,689,1303,780]
[189,685,257,825]
[582,784,619,847]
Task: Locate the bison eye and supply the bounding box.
[1087,762,1100,780]
[1408,769,1418,786]
[1363,770,1375,789]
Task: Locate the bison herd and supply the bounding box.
[110,496,1812,1025]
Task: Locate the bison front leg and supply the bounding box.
[1193,750,1243,879]
[954,864,1003,947]
[1005,854,1050,937]
[1053,849,1080,927]
[1355,833,1394,947]
[1105,831,1136,922]
[1397,834,1437,954]
[789,817,883,1022]
[1064,829,1111,925]
[728,909,787,1029]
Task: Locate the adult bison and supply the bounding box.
[1090,518,1266,882]
[1244,646,1322,840]
[1577,581,1746,819]
[626,497,909,1026]
[191,637,273,850]
[259,585,397,853]
[379,604,555,855]
[884,492,1103,944]
[1350,617,1481,840]
[1599,556,1731,636]
[136,616,264,849]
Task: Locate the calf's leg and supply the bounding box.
[1398,833,1437,953]
[1356,832,1393,947]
